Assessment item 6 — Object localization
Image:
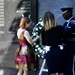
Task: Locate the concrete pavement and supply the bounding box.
[0,66,18,75]
[0,59,48,75]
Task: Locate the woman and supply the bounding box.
[41,11,65,75]
[16,17,39,75]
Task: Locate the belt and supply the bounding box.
[44,45,63,53]
[67,38,75,41]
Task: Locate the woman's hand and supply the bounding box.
[32,35,40,43]
[36,35,40,39]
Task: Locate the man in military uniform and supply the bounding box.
[61,7,75,75]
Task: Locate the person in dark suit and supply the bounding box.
[61,7,75,75]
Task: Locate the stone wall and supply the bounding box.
[38,0,75,25]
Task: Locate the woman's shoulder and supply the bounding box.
[24,30,30,35]
[57,25,63,27]
[56,25,65,32]
[24,30,29,33]
[18,28,25,32]
[57,25,64,29]
[17,28,22,32]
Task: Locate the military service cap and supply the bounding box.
[61,7,73,14]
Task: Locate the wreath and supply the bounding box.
[32,19,46,58]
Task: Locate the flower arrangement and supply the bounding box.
[32,19,46,58]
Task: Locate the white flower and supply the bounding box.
[35,49,38,51]
[33,33,36,36]
[39,27,42,29]
[36,28,38,31]
[38,55,40,57]
[42,56,44,58]
[43,50,46,54]
[36,45,39,48]
[39,49,43,53]
[38,48,41,50]
[40,21,43,25]
[34,43,36,45]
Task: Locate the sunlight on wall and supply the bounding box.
[0,69,4,75]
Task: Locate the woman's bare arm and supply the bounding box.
[24,30,40,45]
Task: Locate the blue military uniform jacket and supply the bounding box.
[63,17,75,55]
[63,17,75,41]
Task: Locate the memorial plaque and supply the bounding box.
[7,0,38,42]
[0,0,38,68]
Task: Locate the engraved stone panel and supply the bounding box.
[0,0,38,68]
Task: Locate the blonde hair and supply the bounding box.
[43,11,57,31]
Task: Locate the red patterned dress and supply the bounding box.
[15,28,28,70]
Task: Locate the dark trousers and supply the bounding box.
[64,53,73,75]
[63,41,75,75]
